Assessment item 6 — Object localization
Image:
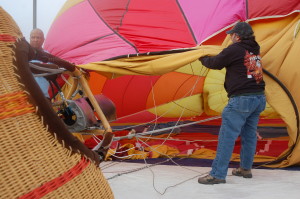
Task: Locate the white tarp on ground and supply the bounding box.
[101,162,300,199]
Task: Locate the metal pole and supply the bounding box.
[33,0,37,29]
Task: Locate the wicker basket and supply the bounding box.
[0,7,113,199]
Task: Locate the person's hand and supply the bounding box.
[199,55,209,62]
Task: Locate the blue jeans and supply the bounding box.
[210,94,266,179]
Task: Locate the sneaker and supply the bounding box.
[198,174,226,185]
[232,167,252,178]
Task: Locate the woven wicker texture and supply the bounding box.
[0,7,113,199]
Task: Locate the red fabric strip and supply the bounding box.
[0,34,16,42]
[18,157,90,199]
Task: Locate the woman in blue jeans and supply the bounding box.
[198,22,266,184]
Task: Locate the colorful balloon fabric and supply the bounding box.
[44,0,300,167]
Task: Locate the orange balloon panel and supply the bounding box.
[88,72,107,95]
[146,72,205,108]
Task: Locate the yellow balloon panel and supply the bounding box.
[148,94,204,118]
[203,69,227,114]
[203,68,280,117]
[204,69,225,89]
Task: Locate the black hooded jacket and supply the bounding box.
[200,38,265,97]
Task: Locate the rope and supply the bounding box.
[137,136,219,142]
[104,143,210,196]
[105,159,171,180]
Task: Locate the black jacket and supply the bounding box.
[200,39,265,97]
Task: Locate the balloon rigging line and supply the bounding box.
[294,19,300,39]
[140,156,207,196]
[103,138,281,181]
[109,153,146,159]
[136,136,219,142]
[148,79,159,137]
[111,65,212,155]
[61,73,73,87]
[105,132,280,195]
[113,116,221,141]
[91,134,140,156]
[100,119,286,168]
[100,161,125,170]
[105,158,172,180]
[104,151,280,196]
[91,132,146,157]
[101,127,177,157]
[136,137,205,174]
[111,108,174,131]
[111,96,184,131]
[170,64,208,112]
[153,173,207,196]
[104,111,206,160]
[104,157,209,196]
[144,76,198,147]
[106,136,206,175]
[104,137,210,195]
[145,119,181,148]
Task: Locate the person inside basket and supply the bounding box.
[29,28,51,98]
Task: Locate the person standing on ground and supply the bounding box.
[29,28,50,98]
[197,22,266,184]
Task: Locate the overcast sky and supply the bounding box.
[1,0,66,41]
